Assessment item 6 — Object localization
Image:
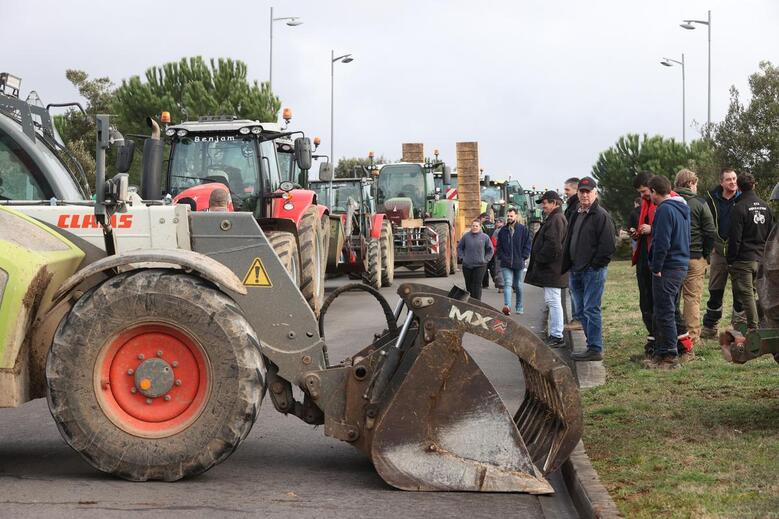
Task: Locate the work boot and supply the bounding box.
[731,310,747,327]
[571,349,603,361]
[564,320,583,331]
[643,355,680,370]
[502,305,511,316]
[701,326,718,340]
[644,336,656,359]
[546,335,565,348]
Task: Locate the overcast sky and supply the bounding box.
[3,0,777,189]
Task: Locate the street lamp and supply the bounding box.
[269,6,302,92]
[661,54,686,144]
[680,10,711,130]
[330,50,354,206]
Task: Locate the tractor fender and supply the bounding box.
[315,204,329,222]
[271,189,317,225]
[370,213,385,239]
[51,249,247,307]
[257,217,299,242]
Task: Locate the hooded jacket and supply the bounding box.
[705,186,741,256]
[649,195,691,273]
[727,190,774,264]
[675,187,716,259]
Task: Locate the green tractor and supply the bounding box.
[375,158,457,277]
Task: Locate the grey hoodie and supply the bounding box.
[457,231,494,268]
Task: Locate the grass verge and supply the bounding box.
[582,260,779,518]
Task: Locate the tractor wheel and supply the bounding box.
[268,230,301,285]
[424,223,450,278]
[449,228,458,274]
[380,221,395,287]
[320,214,331,274]
[46,269,264,481]
[363,238,382,290]
[298,206,326,317]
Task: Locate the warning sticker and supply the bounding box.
[242,258,273,287]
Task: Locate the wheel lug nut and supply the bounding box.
[175,379,182,386]
[138,354,145,360]
[164,395,171,401]
[172,361,179,368]
[156,350,163,357]
[145,398,152,404]
[127,368,134,375]
[130,387,137,394]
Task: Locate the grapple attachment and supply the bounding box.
[312,283,582,493]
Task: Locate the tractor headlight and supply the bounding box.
[176,129,188,137]
[239,127,251,135]
[283,202,294,211]
[165,128,176,137]
[251,126,262,135]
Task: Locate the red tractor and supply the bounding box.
[163,116,329,316]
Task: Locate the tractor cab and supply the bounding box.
[165,117,311,214]
[376,163,432,219]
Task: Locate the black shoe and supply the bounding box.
[546,336,565,347]
[571,349,603,361]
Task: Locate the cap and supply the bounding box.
[536,190,562,204]
[578,176,597,191]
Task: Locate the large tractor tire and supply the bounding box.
[424,223,450,278]
[46,269,264,481]
[363,238,382,290]
[298,206,326,317]
[320,214,331,274]
[380,220,395,287]
[449,227,458,274]
[268,230,301,285]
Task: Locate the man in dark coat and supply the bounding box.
[496,208,532,315]
[727,173,774,331]
[562,177,616,361]
[562,177,582,329]
[525,191,569,346]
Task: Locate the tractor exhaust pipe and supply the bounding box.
[141,116,163,200]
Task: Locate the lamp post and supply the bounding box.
[330,50,354,206]
[680,10,711,131]
[661,54,686,144]
[269,6,302,92]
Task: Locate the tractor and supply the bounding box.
[375,159,457,277]
[164,115,329,317]
[310,176,393,289]
[0,84,583,493]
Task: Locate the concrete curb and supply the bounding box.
[559,294,623,519]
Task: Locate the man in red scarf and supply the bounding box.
[631,172,693,359]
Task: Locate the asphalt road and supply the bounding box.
[0,268,579,518]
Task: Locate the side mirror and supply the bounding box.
[297,169,308,189]
[443,165,452,186]
[115,140,135,173]
[319,162,333,181]
[294,137,312,171]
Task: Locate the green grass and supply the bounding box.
[582,260,779,518]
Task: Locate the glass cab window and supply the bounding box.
[0,129,53,200]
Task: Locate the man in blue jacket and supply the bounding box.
[646,175,691,369]
[496,208,532,315]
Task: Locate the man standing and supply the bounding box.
[645,176,690,369]
[497,208,532,315]
[525,191,568,346]
[562,177,616,361]
[702,169,742,337]
[563,178,582,329]
[727,173,774,332]
[456,218,494,300]
[674,169,716,347]
[630,171,658,356]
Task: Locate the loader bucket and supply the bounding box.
[350,284,582,493]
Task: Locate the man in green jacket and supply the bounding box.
[674,169,717,348]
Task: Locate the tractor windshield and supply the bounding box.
[481,186,502,205]
[311,181,361,212]
[377,164,425,215]
[169,136,260,202]
[277,149,299,183]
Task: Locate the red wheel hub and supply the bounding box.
[95,324,210,438]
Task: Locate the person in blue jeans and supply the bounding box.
[645,175,691,370]
[562,177,616,361]
[496,208,532,315]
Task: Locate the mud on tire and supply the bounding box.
[268,230,301,285]
[380,220,394,287]
[46,269,265,481]
[424,223,450,278]
[363,238,382,290]
[298,206,325,317]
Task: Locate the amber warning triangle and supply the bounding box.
[242,258,273,287]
